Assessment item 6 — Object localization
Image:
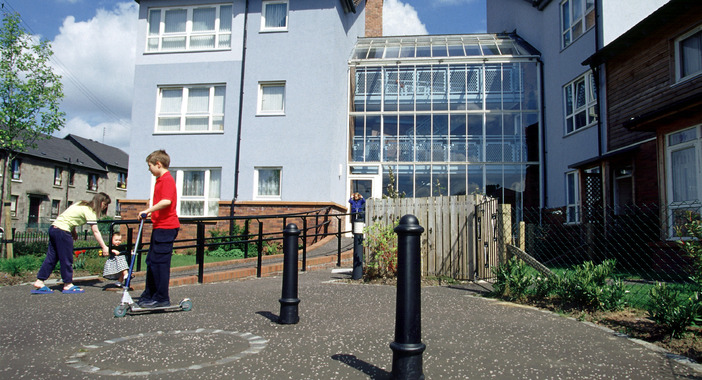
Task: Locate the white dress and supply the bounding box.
[103,250,129,280]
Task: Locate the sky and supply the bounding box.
[2,0,486,153]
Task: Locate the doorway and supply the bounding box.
[28,196,42,229]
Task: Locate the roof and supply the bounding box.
[21,135,106,172]
[522,0,554,11]
[349,33,540,65]
[584,0,694,66]
[65,134,129,170]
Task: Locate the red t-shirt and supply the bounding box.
[152,171,180,229]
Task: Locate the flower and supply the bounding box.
[74,250,86,258]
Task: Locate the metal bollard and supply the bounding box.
[390,214,425,380]
[279,223,301,324]
[352,220,364,280]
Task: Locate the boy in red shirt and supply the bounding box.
[138,150,180,308]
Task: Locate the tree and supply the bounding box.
[0,12,65,259]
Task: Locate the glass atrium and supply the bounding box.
[348,34,542,209]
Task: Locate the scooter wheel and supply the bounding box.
[180,299,193,312]
[114,304,128,318]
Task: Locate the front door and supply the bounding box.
[28,196,41,229]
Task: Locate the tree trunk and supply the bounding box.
[1,156,14,259]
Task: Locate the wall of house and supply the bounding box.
[487,0,599,208]
[606,5,702,150]
[128,0,365,212]
[600,0,670,46]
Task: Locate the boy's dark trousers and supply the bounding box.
[141,228,179,303]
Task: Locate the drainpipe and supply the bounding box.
[539,58,547,209]
[231,0,249,229]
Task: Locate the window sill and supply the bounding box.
[144,48,232,55]
[256,112,285,117]
[153,131,225,135]
[259,29,288,33]
[564,123,596,138]
[116,187,127,191]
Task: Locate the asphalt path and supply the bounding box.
[2,268,701,379]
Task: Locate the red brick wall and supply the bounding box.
[365,0,383,37]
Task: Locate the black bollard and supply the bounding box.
[279,223,301,324]
[390,214,425,380]
[352,220,364,280]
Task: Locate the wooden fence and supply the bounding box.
[364,195,511,281]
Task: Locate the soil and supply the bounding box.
[3,271,701,363]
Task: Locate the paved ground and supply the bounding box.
[3,263,702,380]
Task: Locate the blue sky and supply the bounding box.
[2,0,486,151]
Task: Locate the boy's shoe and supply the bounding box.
[138,299,170,308]
[114,282,123,288]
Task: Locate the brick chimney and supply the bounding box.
[365,0,383,37]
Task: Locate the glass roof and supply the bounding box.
[350,34,539,63]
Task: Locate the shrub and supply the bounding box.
[0,256,42,276]
[677,215,702,287]
[13,241,49,257]
[363,220,399,279]
[553,260,625,311]
[647,282,702,338]
[491,256,533,301]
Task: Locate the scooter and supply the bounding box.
[113,215,192,318]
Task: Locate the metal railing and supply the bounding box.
[10,208,355,283]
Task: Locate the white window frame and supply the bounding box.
[563,71,597,135]
[117,172,127,189]
[261,0,289,32]
[665,125,702,238]
[50,199,60,219]
[566,171,580,224]
[675,25,702,83]
[10,159,20,181]
[257,81,286,115]
[10,195,17,217]
[54,166,62,186]
[254,167,282,200]
[146,4,232,53]
[560,0,595,49]
[155,85,226,133]
[171,167,222,217]
[88,173,99,192]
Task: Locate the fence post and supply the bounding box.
[352,219,364,280]
[337,216,342,266]
[279,223,300,324]
[196,222,205,284]
[390,214,425,380]
[257,222,263,277]
[302,217,307,271]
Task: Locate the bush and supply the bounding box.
[553,260,625,311]
[363,220,399,279]
[13,241,49,257]
[491,256,533,301]
[0,256,42,276]
[647,283,702,338]
[677,215,702,287]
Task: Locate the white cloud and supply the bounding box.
[50,2,137,151]
[383,0,428,36]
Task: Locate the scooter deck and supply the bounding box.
[114,298,192,317]
[127,304,184,313]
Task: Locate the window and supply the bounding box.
[51,200,60,219]
[566,171,580,223]
[117,172,127,189]
[676,26,702,82]
[10,195,17,217]
[172,168,221,217]
[115,201,122,218]
[564,71,597,134]
[255,167,282,199]
[10,159,20,180]
[156,85,225,133]
[88,174,99,191]
[666,126,702,237]
[146,4,232,52]
[258,82,285,115]
[261,0,288,32]
[54,167,62,186]
[68,169,75,186]
[561,0,595,48]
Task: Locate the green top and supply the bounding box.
[52,204,97,232]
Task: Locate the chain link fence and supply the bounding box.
[509,202,701,308]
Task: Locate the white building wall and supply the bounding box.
[128,0,365,207]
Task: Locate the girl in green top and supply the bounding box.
[31,192,111,294]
